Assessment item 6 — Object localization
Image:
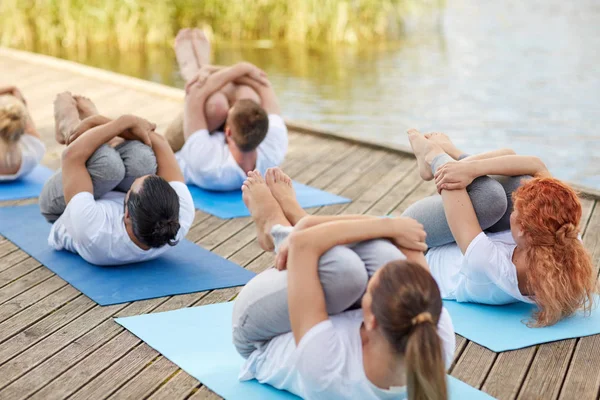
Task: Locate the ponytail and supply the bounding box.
[406,320,447,400]
[371,260,448,400]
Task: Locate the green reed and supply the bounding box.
[0,0,442,50]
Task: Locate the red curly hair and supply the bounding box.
[512,177,596,326]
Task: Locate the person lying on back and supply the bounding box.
[39,93,195,266]
[165,28,288,191]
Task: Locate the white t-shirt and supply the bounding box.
[426,231,534,305]
[48,181,195,266]
[240,308,455,400]
[176,114,288,191]
[0,135,45,181]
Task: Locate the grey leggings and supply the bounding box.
[39,140,157,222]
[402,153,530,248]
[232,225,406,358]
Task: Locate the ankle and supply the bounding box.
[429,153,454,175]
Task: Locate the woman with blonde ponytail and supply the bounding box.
[405,129,595,327]
[0,86,45,181]
[232,169,454,400]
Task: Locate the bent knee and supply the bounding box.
[121,141,157,177]
[86,145,126,183]
[470,178,508,227]
[318,246,368,312]
[205,93,230,122]
[235,85,260,104]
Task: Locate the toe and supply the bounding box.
[266,168,276,185]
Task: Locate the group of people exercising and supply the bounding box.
[0,28,595,400]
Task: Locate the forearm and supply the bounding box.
[63,116,132,163]
[234,76,280,114]
[295,214,379,231]
[150,132,184,182]
[471,155,549,178]
[440,188,482,254]
[460,148,516,162]
[293,218,397,257]
[202,63,253,96]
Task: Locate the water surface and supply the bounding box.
[21,0,600,189]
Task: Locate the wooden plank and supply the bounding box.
[1,299,165,399]
[69,342,159,400]
[0,275,66,324]
[107,356,179,400]
[450,342,497,388]
[0,286,80,344]
[0,267,54,305]
[518,340,576,399]
[0,257,40,288]
[147,370,200,400]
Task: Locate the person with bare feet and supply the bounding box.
[0,86,45,181]
[38,92,194,266]
[404,129,595,326]
[232,167,454,399]
[165,28,288,191]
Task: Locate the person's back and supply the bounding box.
[241,307,455,400]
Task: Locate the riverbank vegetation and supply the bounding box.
[0,0,442,50]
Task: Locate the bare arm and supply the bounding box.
[460,148,516,162]
[234,76,281,115]
[149,132,184,182]
[61,116,137,204]
[470,155,550,178]
[440,187,483,254]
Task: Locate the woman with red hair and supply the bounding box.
[404,129,595,326]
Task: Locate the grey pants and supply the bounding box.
[402,153,530,248]
[232,225,406,358]
[39,140,157,223]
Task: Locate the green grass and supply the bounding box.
[0,0,442,50]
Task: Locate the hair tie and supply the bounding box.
[411,312,433,326]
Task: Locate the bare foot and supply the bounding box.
[424,132,463,160]
[53,92,79,145]
[73,95,99,120]
[242,170,291,252]
[265,168,307,225]
[407,128,444,181]
[174,28,200,82]
[191,29,211,67]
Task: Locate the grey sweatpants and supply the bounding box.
[232,225,406,358]
[402,153,530,248]
[39,140,157,222]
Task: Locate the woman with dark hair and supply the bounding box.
[0,86,45,181]
[39,93,195,266]
[404,129,595,326]
[232,169,454,400]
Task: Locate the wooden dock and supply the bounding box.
[0,48,599,400]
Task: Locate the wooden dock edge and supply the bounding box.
[2,46,599,200]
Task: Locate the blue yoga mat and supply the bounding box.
[443,298,600,352]
[116,301,495,400]
[187,182,351,219]
[0,165,53,201]
[0,205,255,306]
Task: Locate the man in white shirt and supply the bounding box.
[165,28,288,191]
[39,93,195,266]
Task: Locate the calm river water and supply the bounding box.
[22,0,600,189]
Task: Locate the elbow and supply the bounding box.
[533,157,550,176]
[287,230,315,255]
